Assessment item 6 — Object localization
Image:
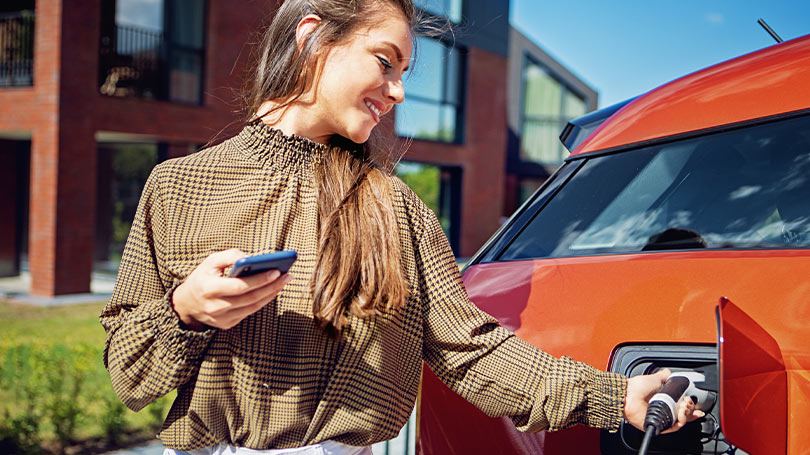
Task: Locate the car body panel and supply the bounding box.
[468,251,810,369]
[574,34,810,156]
[418,250,810,453]
[417,32,810,455]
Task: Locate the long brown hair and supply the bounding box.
[245,0,418,335]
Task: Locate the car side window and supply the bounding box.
[499,114,810,260]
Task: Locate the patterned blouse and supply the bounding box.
[100,121,627,451]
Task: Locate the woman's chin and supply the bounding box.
[346,128,373,144]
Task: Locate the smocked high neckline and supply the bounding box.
[234,120,329,174]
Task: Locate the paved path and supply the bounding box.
[0,267,115,305]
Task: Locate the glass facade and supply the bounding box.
[415,0,462,22]
[165,0,205,103]
[396,161,460,253]
[395,37,463,143]
[115,0,163,30]
[95,143,159,264]
[520,58,587,164]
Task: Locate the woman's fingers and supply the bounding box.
[193,274,293,329]
[214,273,293,309]
[203,248,247,272]
[661,396,705,434]
[625,368,708,434]
[172,250,295,330]
[216,295,282,329]
[624,368,671,430]
[216,269,283,297]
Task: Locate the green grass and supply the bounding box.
[0,300,108,346]
[0,299,172,454]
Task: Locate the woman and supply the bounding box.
[100,0,700,454]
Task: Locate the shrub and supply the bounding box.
[100,392,128,444]
[0,411,44,455]
[0,343,46,455]
[1,331,173,453]
[43,344,95,449]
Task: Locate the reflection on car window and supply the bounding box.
[500,114,810,260]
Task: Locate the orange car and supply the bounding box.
[417,34,810,454]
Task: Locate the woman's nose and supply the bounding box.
[385,79,405,104]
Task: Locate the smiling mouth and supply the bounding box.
[365,100,382,122]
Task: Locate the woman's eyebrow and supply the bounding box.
[381,41,410,72]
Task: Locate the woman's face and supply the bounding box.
[309,11,412,144]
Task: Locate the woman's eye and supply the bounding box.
[377,56,393,71]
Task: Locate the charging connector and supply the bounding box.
[637,372,716,455]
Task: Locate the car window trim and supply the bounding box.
[465,160,584,269]
[568,107,810,161]
[491,110,810,262]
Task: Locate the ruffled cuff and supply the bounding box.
[584,368,627,432]
[128,280,216,363]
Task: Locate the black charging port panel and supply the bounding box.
[599,344,740,455]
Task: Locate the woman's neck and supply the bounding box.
[257,100,331,144]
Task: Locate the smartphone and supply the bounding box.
[227,250,298,278]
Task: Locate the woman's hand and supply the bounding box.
[623,368,706,433]
[171,249,293,331]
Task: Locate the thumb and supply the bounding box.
[655,368,672,384]
[643,368,670,400]
[204,249,247,270]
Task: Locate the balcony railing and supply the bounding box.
[99,23,203,104]
[99,24,163,99]
[0,10,35,87]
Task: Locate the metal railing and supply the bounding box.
[0,10,35,87]
[99,24,163,99]
[99,23,203,103]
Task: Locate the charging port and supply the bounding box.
[600,344,745,455]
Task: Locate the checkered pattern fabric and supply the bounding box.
[100,122,627,451]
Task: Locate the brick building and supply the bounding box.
[0,0,596,297]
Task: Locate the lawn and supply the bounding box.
[0,300,108,346]
[0,299,172,454]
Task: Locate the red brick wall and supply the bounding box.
[0,0,505,293]
[27,0,63,295]
[0,0,281,295]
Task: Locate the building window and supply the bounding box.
[396,161,461,254]
[95,142,160,265]
[520,58,587,164]
[395,36,464,143]
[0,3,35,87]
[99,0,206,104]
[415,0,462,23]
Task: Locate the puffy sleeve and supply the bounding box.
[99,164,215,411]
[417,208,627,432]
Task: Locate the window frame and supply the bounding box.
[99,0,208,105]
[395,35,467,144]
[395,160,463,254]
[517,53,588,166]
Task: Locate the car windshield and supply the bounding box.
[500,113,810,260]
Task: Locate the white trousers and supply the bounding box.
[164,441,373,455]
